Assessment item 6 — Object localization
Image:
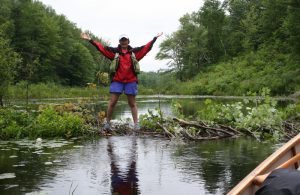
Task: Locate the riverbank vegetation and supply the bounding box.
[3,81,157,102]
[0,103,99,140]
[7,82,108,100]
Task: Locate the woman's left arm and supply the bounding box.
[134,32,163,61]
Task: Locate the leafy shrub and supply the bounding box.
[31,106,88,138]
[139,108,164,131]
[0,104,92,140]
[0,108,33,139]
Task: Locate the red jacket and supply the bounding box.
[90,37,157,83]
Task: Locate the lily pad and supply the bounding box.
[32,150,43,154]
[73,145,84,148]
[0,173,16,179]
[41,152,51,155]
[4,184,19,190]
[44,162,53,165]
[1,148,11,151]
[13,164,26,167]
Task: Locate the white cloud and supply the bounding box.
[38,0,204,72]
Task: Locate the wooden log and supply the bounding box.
[240,128,260,141]
[182,128,227,140]
[219,124,242,135]
[157,122,176,138]
[173,117,236,137]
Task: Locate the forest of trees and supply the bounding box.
[156,0,300,95]
[0,0,299,103]
[0,0,112,104]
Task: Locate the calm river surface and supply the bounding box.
[1,96,283,195]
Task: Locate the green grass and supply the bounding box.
[7,82,109,99]
[5,82,159,101]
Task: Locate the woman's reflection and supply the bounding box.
[107,137,139,195]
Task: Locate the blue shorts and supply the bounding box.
[110,82,138,96]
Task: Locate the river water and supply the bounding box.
[0,96,284,195]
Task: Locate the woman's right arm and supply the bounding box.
[81,32,115,60]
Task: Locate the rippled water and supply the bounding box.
[0,137,275,195]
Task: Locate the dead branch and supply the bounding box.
[173,117,236,137]
[157,122,176,138]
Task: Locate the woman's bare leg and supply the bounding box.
[106,93,120,122]
[127,95,138,124]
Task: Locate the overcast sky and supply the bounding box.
[38,0,204,72]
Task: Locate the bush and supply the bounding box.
[32,106,86,138]
[0,108,33,139]
[0,105,93,140]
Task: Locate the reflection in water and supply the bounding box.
[0,137,276,195]
[107,137,139,195]
[172,138,275,194]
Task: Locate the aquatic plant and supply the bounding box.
[0,103,95,140]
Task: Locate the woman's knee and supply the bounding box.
[127,100,136,108]
[109,94,119,108]
[109,99,118,108]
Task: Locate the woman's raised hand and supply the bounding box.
[156,32,163,38]
[81,32,91,40]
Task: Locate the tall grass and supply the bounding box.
[6,82,160,101]
[8,82,109,99]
